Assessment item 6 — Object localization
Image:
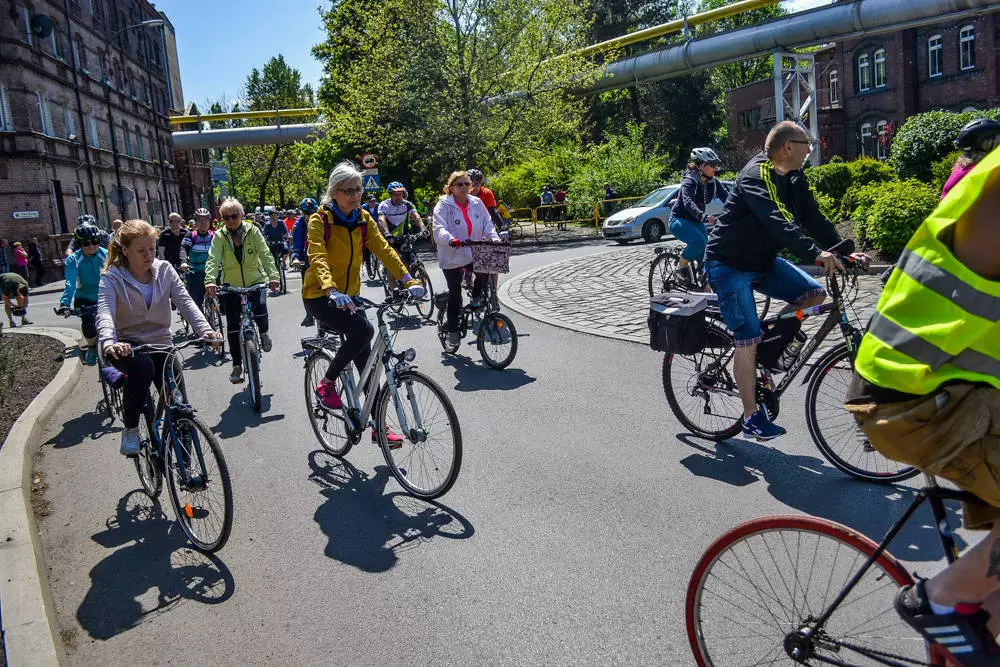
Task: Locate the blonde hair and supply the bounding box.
[443,171,469,195]
[322,161,363,204]
[218,197,244,220]
[764,121,807,158]
[104,219,158,271]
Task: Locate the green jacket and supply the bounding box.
[204,222,279,288]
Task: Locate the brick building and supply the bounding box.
[0,0,182,266]
[726,11,1000,162]
[174,102,216,219]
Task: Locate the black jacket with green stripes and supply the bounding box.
[706,152,837,274]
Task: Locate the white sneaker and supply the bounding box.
[120,427,140,457]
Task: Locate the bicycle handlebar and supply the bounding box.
[217,283,268,295]
[54,305,98,317]
[129,339,215,355]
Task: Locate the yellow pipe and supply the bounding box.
[559,0,780,61]
[169,107,319,125]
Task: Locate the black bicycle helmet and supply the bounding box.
[74,223,101,244]
[300,198,319,214]
[468,168,484,182]
[955,118,1000,152]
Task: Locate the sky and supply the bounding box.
[156,0,833,112]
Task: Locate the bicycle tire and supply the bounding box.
[304,352,354,457]
[204,299,226,360]
[98,363,115,422]
[278,264,287,295]
[133,400,162,498]
[648,251,677,297]
[375,370,462,499]
[414,267,435,320]
[806,343,919,483]
[436,308,460,354]
[246,339,262,412]
[687,515,939,667]
[477,312,518,369]
[663,324,743,441]
[164,415,233,552]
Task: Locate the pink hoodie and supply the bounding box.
[941,161,975,199]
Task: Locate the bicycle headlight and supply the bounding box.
[403,348,417,362]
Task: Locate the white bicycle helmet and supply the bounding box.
[689,147,722,165]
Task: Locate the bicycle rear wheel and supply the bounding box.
[806,343,919,483]
[436,308,460,354]
[687,515,937,667]
[662,324,743,441]
[164,415,233,553]
[477,312,518,369]
[375,370,462,499]
[246,340,262,412]
[278,264,287,295]
[204,298,226,360]
[134,400,162,498]
[304,352,354,457]
[413,267,435,320]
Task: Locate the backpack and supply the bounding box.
[319,209,368,247]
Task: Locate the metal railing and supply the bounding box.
[503,196,645,239]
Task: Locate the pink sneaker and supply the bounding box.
[316,380,343,410]
[372,428,404,449]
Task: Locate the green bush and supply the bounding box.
[856,180,939,255]
[840,182,884,243]
[930,150,963,193]
[805,162,852,202]
[890,109,1000,181]
[812,189,841,224]
[847,157,896,187]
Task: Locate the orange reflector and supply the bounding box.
[496,320,504,328]
[796,310,804,320]
[184,504,194,519]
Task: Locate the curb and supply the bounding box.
[0,327,83,667]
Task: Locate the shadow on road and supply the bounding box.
[43,406,118,449]
[308,451,474,572]
[675,433,966,562]
[212,391,284,438]
[76,490,234,640]
[440,352,536,392]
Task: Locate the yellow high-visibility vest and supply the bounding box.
[855,149,1000,395]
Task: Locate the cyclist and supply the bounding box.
[179,209,214,312]
[705,121,854,441]
[302,162,424,438]
[65,214,111,257]
[204,197,280,384]
[57,224,108,365]
[263,209,290,272]
[157,213,186,270]
[0,271,30,331]
[290,197,318,327]
[539,185,554,222]
[669,147,729,287]
[845,144,1000,665]
[468,169,505,233]
[942,118,1000,199]
[378,181,425,239]
[96,219,221,456]
[433,170,501,348]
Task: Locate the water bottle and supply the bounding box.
[777,331,807,371]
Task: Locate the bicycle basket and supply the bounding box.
[471,243,511,274]
[648,291,709,354]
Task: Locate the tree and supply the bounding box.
[696,0,786,92]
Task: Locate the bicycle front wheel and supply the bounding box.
[648,251,679,297]
[376,370,462,499]
[477,312,518,369]
[165,415,233,552]
[687,515,937,667]
[133,401,162,498]
[806,343,919,483]
[246,340,262,412]
[205,299,226,360]
[304,352,354,457]
[413,267,435,320]
[278,264,287,295]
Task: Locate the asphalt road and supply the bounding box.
[32,241,963,665]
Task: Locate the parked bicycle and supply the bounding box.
[130,340,233,552]
[686,474,974,666]
[55,304,124,423]
[378,232,435,320]
[435,240,519,370]
[217,283,268,412]
[661,253,913,483]
[301,292,462,499]
[648,245,770,319]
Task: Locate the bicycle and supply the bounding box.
[55,304,124,423]
[301,292,462,499]
[379,232,435,320]
[268,244,288,295]
[648,245,770,319]
[661,253,915,483]
[129,340,233,552]
[217,283,267,412]
[686,474,976,666]
[435,240,519,370]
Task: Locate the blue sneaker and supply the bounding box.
[83,347,98,366]
[742,410,786,441]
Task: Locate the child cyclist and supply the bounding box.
[56,223,108,365]
[669,147,728,286]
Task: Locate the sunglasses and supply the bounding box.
[452,182,472,187]
[80,240,100,247]
[222,213,242,221]
[790,139,817,147]
[339,187,364,196]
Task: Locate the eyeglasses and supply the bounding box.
[80,240,100,247]
[452,182,472,187]
[790,139,817,147]
[222,213,242,221]
[339,187,364,196]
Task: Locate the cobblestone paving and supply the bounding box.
[499,241,885,346]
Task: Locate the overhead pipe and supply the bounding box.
[172,123,321,150]
[576,0,1000,95]
[168,107,319,126]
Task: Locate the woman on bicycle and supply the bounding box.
[96,219,222,457]
[302,162,424,424]
[669,147,728,286]
[433,171,501,348]
[57,223,107,365]
[204,198,280,384]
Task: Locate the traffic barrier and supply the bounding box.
[504,197,644,239]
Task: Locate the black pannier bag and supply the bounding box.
[648,292,710,354]
[756,316,806,371]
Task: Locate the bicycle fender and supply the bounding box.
[800,341,850,387]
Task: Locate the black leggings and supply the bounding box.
[222,291,268,365]
[74,298,97,339]
[110,351,187,429]
[304,297,374,382]
[442,265,488,331]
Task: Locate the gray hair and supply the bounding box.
[322,161,364,204]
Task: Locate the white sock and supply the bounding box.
[930,601,955,615]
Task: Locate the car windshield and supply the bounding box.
[634,187,676,208]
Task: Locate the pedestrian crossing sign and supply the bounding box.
[363,175,380,191]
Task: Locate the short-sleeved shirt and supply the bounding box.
[0,272,28,298]
[540,191,554,204]
[475,186,498,209]
[378,198,418,234]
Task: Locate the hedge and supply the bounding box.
[889,108,1000,181]
[805,162,851,202]
[852,179,939,255]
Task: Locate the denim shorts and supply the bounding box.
[705,257,825,345]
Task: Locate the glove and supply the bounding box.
[56,305,70,316]
[327,289,353,308]
[849,252,871,272]
[290,259,302,269]
[407,285,426,300]
[449,238,462,248]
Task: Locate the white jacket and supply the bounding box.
[433,194,500,270]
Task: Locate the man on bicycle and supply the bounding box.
[157,213,186,270]
[263,209,290,273]
[378,182,426,289]
[705,121,847,441]
[291,197,319,327]
[845,144,1000,665]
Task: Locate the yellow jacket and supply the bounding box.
[302,206,416,299]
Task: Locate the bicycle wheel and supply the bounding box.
[648,251,679,297]
[413,267,435,320]
[663,323,743,441]
[687,515,938,667]
[204,299,226,360]
[133,401,162,498]
[304,352,354,457]
[278,264,287,295]
[164,415,233,552]
[98,363,115,422]
[806,343,919,483]
[477,313,518,369]
[246,340,262,412]
[436,308,460,354]
[375,370,462,499]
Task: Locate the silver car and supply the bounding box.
[601,182,731,244]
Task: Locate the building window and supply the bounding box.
[64,105,76,139]
[860,123,874,157]
[0,84,13,131]
[22,6,33,45]
[960,25,976,71]
[738,108,762,132]
[858,54,871,91]
[88,114,100,148]
[134,124,144,159]
[829,69,839,105]
[928,35,942,77]
[876,120,889,160]
[873,49,886,88]
[75,182,85,214]
[36,93,53,135]
[49,26,64,60]
[122,120,131,155]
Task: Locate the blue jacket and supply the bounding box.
[671,169,729,223]
[290,215,309,263]
[61,247,108,306]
